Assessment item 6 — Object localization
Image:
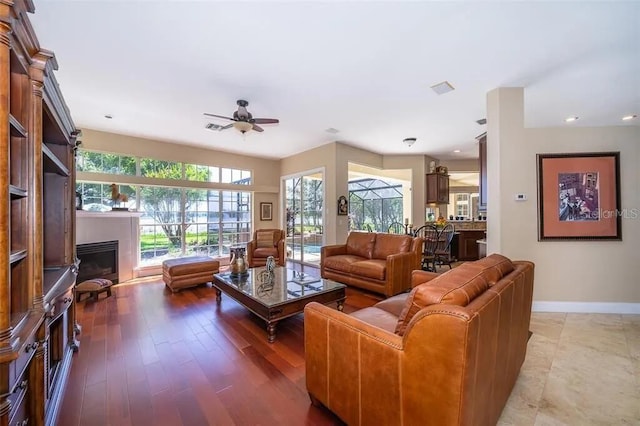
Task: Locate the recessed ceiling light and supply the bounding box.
[564,116,579,123]
[325,127,340,134]
[622,114,637,121]
[476,118,487,125]
[430,81,455,95]
[453,149,461,153]
[104,114,113,119]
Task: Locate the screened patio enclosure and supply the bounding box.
[348,178,404,233]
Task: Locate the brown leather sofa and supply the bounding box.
[321,232,423,297]
[305,254,534,425]
[246,228,286,267]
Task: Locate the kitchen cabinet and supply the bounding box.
[457,230,486,261]
[426,173,449,204]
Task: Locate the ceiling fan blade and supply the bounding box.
[252,124,264,132]
[252,118,279,125]
[204,112,235,121]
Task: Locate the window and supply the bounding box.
[455,194,469,218]
[77,182,136,211]
[449,192,478,220]
[76,150,253,266]
[76,151,135,175]
[140,159,182,179]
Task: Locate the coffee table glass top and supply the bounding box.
[213,267,345,307]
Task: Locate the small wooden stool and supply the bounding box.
[75,278,114,302]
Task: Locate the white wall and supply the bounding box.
[76,211,141,282]
[487,88,640,311]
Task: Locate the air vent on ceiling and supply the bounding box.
[325,127,340,134]
[430,81,455,95]
[205,123,224,131]
[476,118,487,125]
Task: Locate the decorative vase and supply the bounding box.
[229,248,248,276]
[266,256,276,274]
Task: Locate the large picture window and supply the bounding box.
[76,150,253,266]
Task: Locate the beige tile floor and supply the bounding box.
[499,312,640,425]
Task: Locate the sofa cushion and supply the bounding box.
[472,253,515,286]
[395,263,489,335]
[350,307,399,333]
[350,259,386,281]
[346,231,376,259]
[253,247,279,258]
[372,233,412,260]
[256,230,276,248]
[323,254,364,272]
[375,293,409,317]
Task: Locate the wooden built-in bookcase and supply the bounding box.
[1,1,79,425]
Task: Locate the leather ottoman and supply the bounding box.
[162,256,220,293]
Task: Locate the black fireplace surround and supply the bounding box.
[76,240,119,284]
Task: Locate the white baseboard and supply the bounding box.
[533,301,640,314]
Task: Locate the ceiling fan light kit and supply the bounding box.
[204,99,279,135]
[233,121,253,133]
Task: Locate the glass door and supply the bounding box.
[284,170,324,265]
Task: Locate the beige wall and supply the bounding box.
[79,129,281,227]
[487,88,640,305]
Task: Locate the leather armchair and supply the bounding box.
[246,228,286,267]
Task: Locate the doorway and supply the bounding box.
[283,169,324,265]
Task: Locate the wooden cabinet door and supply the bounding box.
[426,173,449,204]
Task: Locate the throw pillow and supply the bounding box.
[256,231,275,248]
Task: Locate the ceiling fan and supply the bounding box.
[204,100,279,134]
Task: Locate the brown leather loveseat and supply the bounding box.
[305,254,534,425]
[320,231,423,297]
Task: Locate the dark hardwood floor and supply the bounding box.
[58,265,383,426]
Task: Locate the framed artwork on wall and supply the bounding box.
[537,152,621,241]
[337,195,348,216]
[260,202,273,221]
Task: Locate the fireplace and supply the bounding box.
[76,240,119,284]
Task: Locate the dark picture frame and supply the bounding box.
[260,202,273,221]
[537,152,621,241]
[337,195,348,216]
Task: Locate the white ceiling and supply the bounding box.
[30,1,639,160]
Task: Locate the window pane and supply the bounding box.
[184,164,220,182]
[76,150,135,175]
[140,159,182,179]
[139,186,183,265]
[76,182,111,211]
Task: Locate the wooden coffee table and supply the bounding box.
[213,267,346,343]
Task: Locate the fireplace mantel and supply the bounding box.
[76,211,142,282]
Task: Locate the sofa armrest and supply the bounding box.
[305,302,403,347]
[276,238,286,265]
[321,244,347,258]
[246,239,257,265]
[411,270,440,288]
[385,251,420,296]
[304,302,404,424]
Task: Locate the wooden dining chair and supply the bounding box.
[412,224,440,271]
[434,223,455,270]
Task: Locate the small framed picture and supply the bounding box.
[260,202,273,221]
[337,195,348,216]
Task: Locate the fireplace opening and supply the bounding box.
[76,240,119,284]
